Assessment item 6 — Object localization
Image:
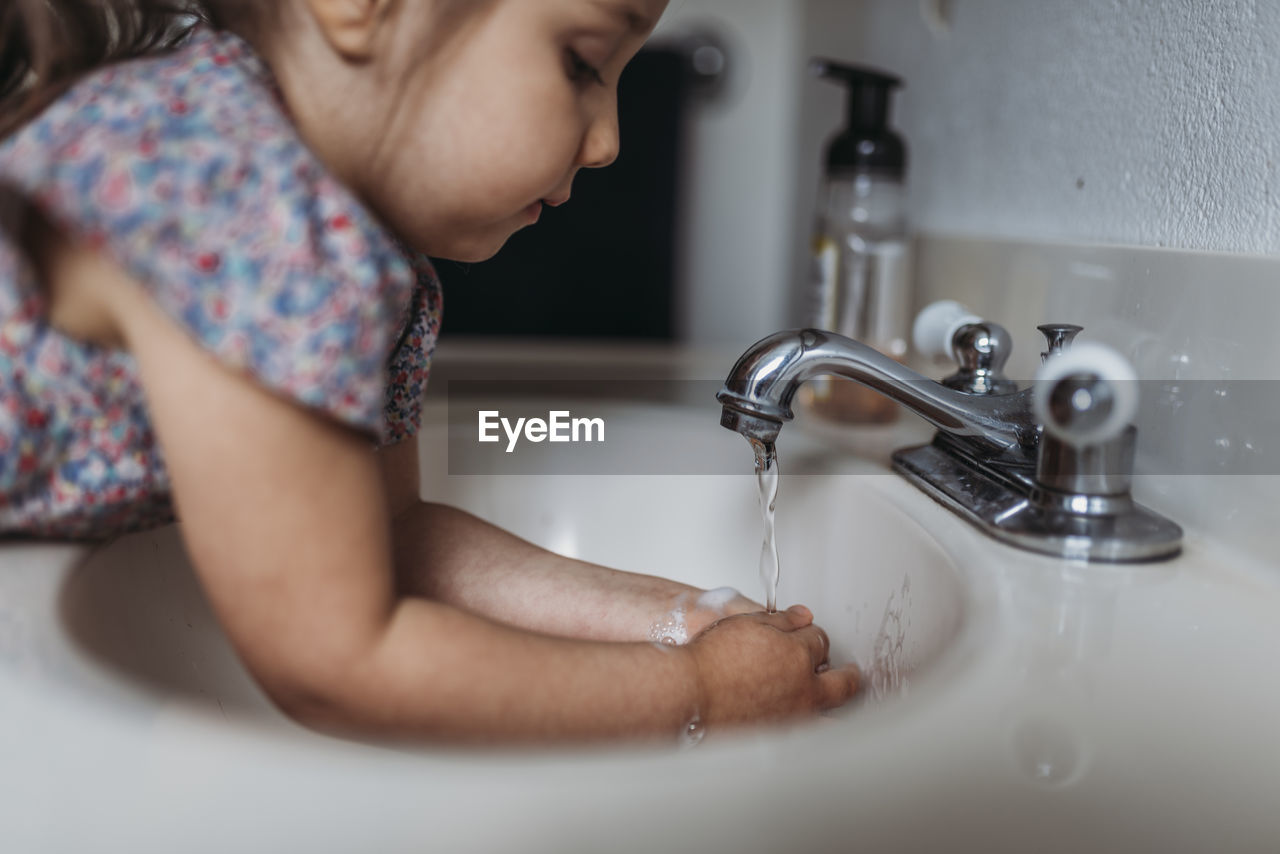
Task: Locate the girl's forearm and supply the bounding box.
[304,596,703,744]
[390,501,755,641]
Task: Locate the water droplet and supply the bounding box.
[680,715,706,748]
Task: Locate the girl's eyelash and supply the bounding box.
[566,49,606,87]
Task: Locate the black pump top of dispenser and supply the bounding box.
[812,58,906,179]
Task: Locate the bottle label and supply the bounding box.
[810,234,838,328]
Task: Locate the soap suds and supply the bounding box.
[696,586,739,614]
[648,593,690,646]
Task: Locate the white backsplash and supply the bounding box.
[914,233,1280,568]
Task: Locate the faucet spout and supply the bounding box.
[716,329,1037,451]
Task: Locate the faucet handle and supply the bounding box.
[913,301,1019,394]
[914,300,982,362]
[1033,341,1138,447]
[944,321,1018,395]
[1038,323,1084,362]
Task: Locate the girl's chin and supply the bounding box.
[423,212,541,263]
[431,232,514,264]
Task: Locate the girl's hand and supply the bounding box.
[682,587,763,639]
[685,605,860,727]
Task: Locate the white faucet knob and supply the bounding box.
[913,300,983,362]
[1034,342,1139,447]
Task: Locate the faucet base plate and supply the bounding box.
[892,440,1183,563]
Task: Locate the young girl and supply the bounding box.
[0,0,860,743]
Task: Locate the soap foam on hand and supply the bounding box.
[696,586,740,614]
[648,587,745,648]
[648,592,690,646]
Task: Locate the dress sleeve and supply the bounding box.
[2,47,422,440]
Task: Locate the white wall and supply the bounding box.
[654,0,807,347]
[801,0,1280,254]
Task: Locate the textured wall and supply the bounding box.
[801,0,1280,254]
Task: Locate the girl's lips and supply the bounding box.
[525,195,569,222]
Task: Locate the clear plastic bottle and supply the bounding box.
[802,60,912,424]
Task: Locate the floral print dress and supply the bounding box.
[0,27,442,540]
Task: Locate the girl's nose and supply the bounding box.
[578,107,620,169]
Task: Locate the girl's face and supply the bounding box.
[357,0,669,262]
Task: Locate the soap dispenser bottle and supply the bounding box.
[802,59,912,424]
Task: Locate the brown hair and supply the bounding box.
[0,0,257,140]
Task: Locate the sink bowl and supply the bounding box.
[419,400,967,701]
[42,400,965,725]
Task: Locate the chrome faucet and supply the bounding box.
[717,314,1183,563]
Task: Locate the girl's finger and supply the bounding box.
[793,623,830,668]
[753,604,813,632]
[816,663,862,710]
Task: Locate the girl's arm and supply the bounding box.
[377,439,759,643]
[87,255,856,743]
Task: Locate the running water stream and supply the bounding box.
[749,438,781,613]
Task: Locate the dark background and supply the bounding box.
[432,48,691,341]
